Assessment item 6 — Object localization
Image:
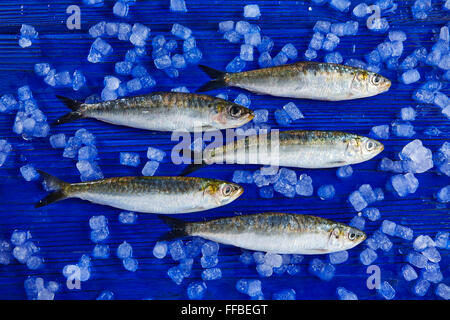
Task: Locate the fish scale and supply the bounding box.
[54,92,254,132]
[35,172,243,214]
[164,212,366,254]
[198,62,391,101]
[202,130,384,169]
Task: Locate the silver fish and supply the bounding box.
[183,130,383,175]
[197,62,391,101]
[162,212,366,254]
[35,171,243,214]
[54,92,254,132]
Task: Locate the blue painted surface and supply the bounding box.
[0,0,448,300]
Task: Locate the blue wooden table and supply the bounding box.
[0,0,448,299]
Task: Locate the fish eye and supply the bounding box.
[348,232,357,241]
[366,140,375,150]
[229,105,242,118]
[222,184,233,196]
[372,75,382,85]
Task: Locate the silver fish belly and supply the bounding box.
[186,213,366,254]
[226,62,391,101]
[204,130,384,169]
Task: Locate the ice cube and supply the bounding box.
[20,164,40,181]
[401,264,418,281]
[400,107,416,121]
[336,287,358,300]
[171,23,191,39]
[170,0,187,12]
[113,1,129,17]
[142,161,159,176]
[336,165,353,179]
[401,69,420,84]
[272,51,288,66]
[243,4,261,19]
[240,44,254,61]
[201,241,219,257]
[313,21,331,33]
[329,251,348,264]
[305,49,317,60]
[362,207,381,221]
[281,43,298,59]
[324,51,343,64]
[153,241,168,259]
[123,257,138,272]
[308,258,335,281]
[34,63,51,77]
[367,18,389,33]
[343,21,358,35]
[317,185,335,200]
[330,0,351,12]
[118,23,132,41]
[413,279,430,297]
[394,224,414,240]
[223,30,241,43]
[117,241,133,259]
[282,102,304,120]
[200,255,218,268]
[201,267,222,281]
[264,253,282,268]
[348,191,368,211]
[226,56,246,73]
[352,3,369,18]
[381,220,396,236]
[98,22,115,37]
[97,290,114,300]
[309,33,324,51]
[296,174,313,196]
[89,21,106,38]
[169,240,186,261]
[435,186,449,203]
[378,281,395,300]
[187,281,206,300]
[218,21,234,33]
[92,244,110,259]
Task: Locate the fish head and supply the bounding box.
[204,181,244,206]
[212,101,254,129]
[344,135,384,163]
[328,224,366,252]
[351,70,391,97]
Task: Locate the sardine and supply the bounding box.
[161,212,366,254]
[197,62,391,101]
[35,170,243,214]
[54,92,254,132]
[182,130,384,175]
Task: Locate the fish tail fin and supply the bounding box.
[158,215,189,241]
[53,95,84,125]
[35,170,70,208]
[197,65,228,92]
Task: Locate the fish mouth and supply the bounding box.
[382,79,392,92]
[234,187,244,199]
[377,142,385,154]
[240,112,254,125]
